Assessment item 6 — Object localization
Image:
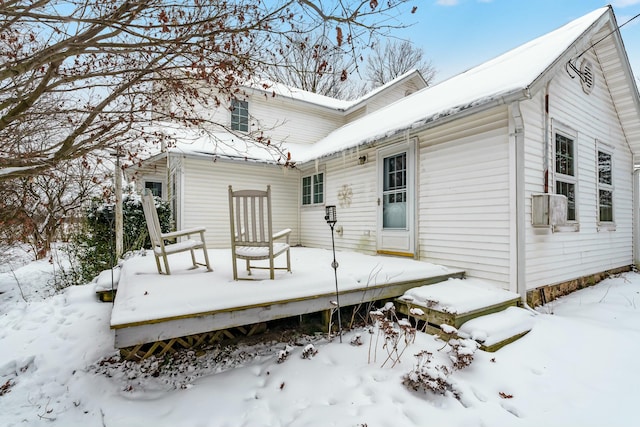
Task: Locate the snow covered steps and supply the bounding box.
[397,278,531,351]
[457,306,534,352]
[94,267,120,302]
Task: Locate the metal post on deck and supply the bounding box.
[325,205,342,343]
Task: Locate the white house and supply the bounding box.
[130,6,640,306]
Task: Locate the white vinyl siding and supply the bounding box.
[523,47,633,289]
[245,93,344,146]
[128,157,167,201]
[179,156,300,248]
[418,107,512,286]
[363,78,424,114]
[299,150,378,253]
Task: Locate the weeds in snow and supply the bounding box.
[368,302,416,368]
[277,345,293,363]
[403,326,478,399]
[0,379,14,396]
[301,344,318,359]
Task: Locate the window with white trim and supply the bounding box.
[555,131,577,221]
[144,181,163,198]
[597,148,614,223]
[231,99,249,132]
[302,172,324,205]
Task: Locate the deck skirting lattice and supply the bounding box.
[119,323,266,361]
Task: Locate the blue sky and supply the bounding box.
[394,1,640,83]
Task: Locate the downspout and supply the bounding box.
[511,101,527,305]
[634,165,640,268]
[543,82,551,193]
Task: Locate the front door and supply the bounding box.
[377,141,415,256]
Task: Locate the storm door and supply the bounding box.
[377,142,415,256]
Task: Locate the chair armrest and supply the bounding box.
[161,227,206,240]
[273,228,292,242]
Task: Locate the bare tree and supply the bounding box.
[0,159,105,259]
[266,29,361,100]
[365,39,436,88]
[0,0,418,182]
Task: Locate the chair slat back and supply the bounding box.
[229,186,272,247]
[142,190,164,249]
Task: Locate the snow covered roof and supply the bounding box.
[139,70,427,165]
[146,123,301,165]
[245,69,426,113]
[249,80,353,111]
[294,7,615,163]
[141,6,640,168]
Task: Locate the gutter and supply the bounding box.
[297,88,531,167]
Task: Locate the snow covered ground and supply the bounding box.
[1,249,639,427]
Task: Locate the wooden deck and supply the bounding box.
[110,247,465,354]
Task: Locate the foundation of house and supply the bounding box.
[526,265,632,307]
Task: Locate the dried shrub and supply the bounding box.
[403,335,478,399]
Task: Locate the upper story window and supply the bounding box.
[302,172,324,206]
[555,131,577,221]
[145,181,163,198]
[597,148,614,223]
[231,99,249,132]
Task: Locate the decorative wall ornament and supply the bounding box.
[338,184,353,208]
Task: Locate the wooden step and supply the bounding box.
[396,277,521,330]
[457,306,534,352]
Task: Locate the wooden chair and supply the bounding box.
[141,190,212,275]
[228,185,291,280]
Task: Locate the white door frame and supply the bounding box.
[376,139,416,256]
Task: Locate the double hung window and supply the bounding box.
[231,99,249,132]
[302,173,324,205]
[597,149,614,223]
[555,132,577,221]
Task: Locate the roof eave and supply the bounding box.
[528,7,612,97]
[296,88,529,166]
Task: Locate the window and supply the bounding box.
[555,132,577,221]
[598,149,613,223]
[231,99,249,132]
[302,173,324,205]
[382,152,407,229]
[145,181,163,198]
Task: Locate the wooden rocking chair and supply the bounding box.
[228,185,291,280]
[141,190,212,275]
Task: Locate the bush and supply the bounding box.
[60,193,171,286]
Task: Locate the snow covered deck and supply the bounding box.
[110,247,465,349]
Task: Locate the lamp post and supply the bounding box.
[103,204,116,303]
[325,205,342,343]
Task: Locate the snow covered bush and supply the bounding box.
[60,192,171,286]
[448,338,478,370]
[350,333,363,346]
[403,350,456,397]
[277,345,293,364]
[403,329,478,399]
[301,344,318,359]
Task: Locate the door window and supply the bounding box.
[382,153,407,229]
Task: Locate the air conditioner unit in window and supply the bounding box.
[532,194,568,227]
